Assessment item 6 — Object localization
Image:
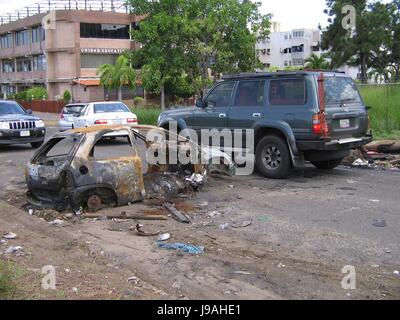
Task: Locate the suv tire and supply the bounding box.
[311,159,343,170]
[255,135,291,179]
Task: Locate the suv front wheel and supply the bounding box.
[255,135,291,179]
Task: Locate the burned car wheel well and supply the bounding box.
[73,186,118,211]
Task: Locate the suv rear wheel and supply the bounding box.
[255,135,291,179]
[311,159,343,170]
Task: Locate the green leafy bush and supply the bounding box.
[134,96,145,106]
[26,87,48,101]
[63,90,72,102]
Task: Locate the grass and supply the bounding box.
[358,84,400,139]
[0,260,22,299]
[130,106,161,126]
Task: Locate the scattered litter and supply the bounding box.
[186,173,205,189]
[208,211,221,218]
[346,179,357,184]
[65,268,71,273]
[0,240,6,245]
[228,185,234,189]
[72,287,78,293]
[219,223,229,230]
[369,199,380,203]
[3,232,17,240]
[5,246,23,254]
[277,263,286,268]
[232,220,252,229]
[135,224,160,237]
[233,270,252,275]
[172,281,182,289]
[74,207,83,216]
[370,264,380,268]
[127,276,139,284]
[393,271,400,276]
[162,202,191,223]
[372,220,387,228]
[158,233,171,241]
[352,158,369,167]
[384,248,392,254]
[197,201,209,208]
[157,242,204,255]
[49,219,64,226]
[28,208,34,216]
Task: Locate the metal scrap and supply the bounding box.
[162,202,191,223]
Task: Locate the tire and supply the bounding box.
[255,135,291,179]
[31,141,44,149]
[311,158,343,170]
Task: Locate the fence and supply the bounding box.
[18,100,66,113]
[358,83,400,134]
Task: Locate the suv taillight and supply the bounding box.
[312,113,329,136]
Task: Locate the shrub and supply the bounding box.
[134,96,144,106]
[130,106,161,126]
[14,91,28,101]
[26,87,48,101]
[63,90,72,102]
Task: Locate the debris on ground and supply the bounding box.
[219,223,229,230]
[135,223,160,237]
[372,219,387,228]
[5,246,24,254]
[158,233,171,241]
[162,202,191,223]
[82,211,168,221]
[156,242,204,255]
[232,220,253,229]
[343,145,400,170]
[2,232,17,239]
[28,208,34,216]
[394,271,400,276]
[208,211,221,218]
[127,276,140,284]
[49,219,65,226]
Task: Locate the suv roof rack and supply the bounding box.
[221,70,346,80]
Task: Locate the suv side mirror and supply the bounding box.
[196,99,205,108]
[26,109,33,115]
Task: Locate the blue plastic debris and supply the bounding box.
[156,242,204,254]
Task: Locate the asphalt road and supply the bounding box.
[0,126,399,298]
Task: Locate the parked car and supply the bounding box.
[73,101,138,137]
[0,100,46,148]
[59,103,87,131]
[158,71,373,178]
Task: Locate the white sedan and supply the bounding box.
[73,101,138,136]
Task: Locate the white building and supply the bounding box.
[256,27,322,69]
[256,25,360,79]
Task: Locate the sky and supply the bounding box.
[0,0,329,31]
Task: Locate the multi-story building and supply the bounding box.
[256,27,322,70]
[0,0,141,102]
[256,25,360,79]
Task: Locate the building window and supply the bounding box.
[16,58,31,72]
[292,58,304,66]
[32,26,45,43]
[292,44,304,53]
[2,60,15,73]
[15,30,30,46]
[293,31,304,38]
[1,34,13,49]
[312,45,320,52]
[33,55,46,71]
[269,79,306,105]
[80,23,130,39]
[80,54,118,68]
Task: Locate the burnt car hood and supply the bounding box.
[0,114,41,121]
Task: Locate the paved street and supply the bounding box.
[0,126,399,299]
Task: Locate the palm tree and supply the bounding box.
[304,54,330,70]
[97,55,136,101]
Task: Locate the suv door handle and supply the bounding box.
[219,113,227,118]
[253,113,261,118]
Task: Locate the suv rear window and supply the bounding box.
[269,79,306,105]
[324,77,361,105]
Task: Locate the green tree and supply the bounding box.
[304,54,330,70]
[321,0,389,83]
[26,87,47,100]
[128,0,270,109]
[97,55,136,101]
[63,90,72,102]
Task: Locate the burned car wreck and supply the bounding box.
[25,125,236,211]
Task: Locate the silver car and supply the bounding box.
[59,103,87,131]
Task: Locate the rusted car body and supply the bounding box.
[25,125,236,211]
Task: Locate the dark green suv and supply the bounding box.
[158,71,373,178]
